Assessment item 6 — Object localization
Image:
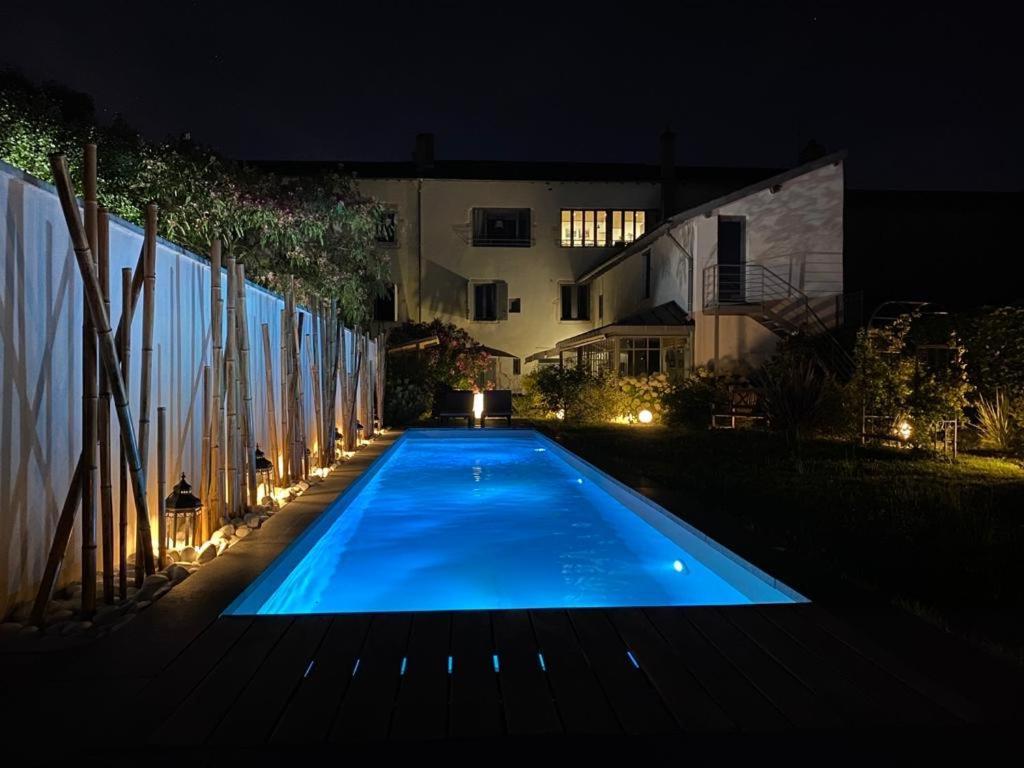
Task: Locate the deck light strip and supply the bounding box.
[537,652,547,672]
[400,657,408,676]
[303,660,315,678]
[351,658,361,676]
[626,650,640,669]
[447,655,453,674]
[492,654,500,673]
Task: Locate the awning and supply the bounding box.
[477,344,518,359]
[554,301,693,351]
[387,334,440,354]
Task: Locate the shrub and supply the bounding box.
[757,349,840,442]
[663,368,728,429]
[383,377,432,426]
[513,371,548,418]
[974,391,1020,451]
[616,373,675,422]
[531,366,624,423]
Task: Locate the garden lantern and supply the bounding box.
[164,473,203,550]
[254,445,274,498]
[637,408,654,424]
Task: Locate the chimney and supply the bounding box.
[414,132,435,174]
[659,127,676,218]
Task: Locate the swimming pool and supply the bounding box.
[225,429,805,615]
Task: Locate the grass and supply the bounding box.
[531,421,1024,664]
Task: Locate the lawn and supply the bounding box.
[531,421,1024,664]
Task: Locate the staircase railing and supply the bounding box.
[704,263,855,376]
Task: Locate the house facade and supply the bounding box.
[277,134,846,388]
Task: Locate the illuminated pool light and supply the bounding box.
[492,654,500,673]
[673,559,685,573]
[626,650,640,669]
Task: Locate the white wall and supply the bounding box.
[0,160,372,618]
[356,177,661,370]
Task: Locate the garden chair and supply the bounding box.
[438,390,475,427]
[482,389,513,426]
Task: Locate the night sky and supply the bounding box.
[3,1,1021,191]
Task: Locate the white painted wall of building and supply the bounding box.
[356,177,661,378]
[0,161,373,618]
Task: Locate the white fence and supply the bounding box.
[0,159,374,618]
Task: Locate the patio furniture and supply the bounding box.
[711,386,766,429]
[438,390,475,427]
[481,389,513,426]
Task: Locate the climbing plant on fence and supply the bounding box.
[0,69,390,322]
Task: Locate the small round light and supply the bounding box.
[577,478,584,484]
[638,408,653,424]
[555,409,565,420]
[673,560,684,573]
[896,420,912,441]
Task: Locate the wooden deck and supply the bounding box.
[2,430,1022,762]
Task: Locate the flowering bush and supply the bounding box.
[615,373,675,423]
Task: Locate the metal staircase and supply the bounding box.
[703,262,854,377]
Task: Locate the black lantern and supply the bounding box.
[165,473,203,550]
[254,444,274,497]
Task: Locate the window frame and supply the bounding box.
[559,282,590,322]
[560,208,651,247]
[472,207,532,247]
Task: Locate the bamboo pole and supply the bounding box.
[294,310,308,479]
[199,365,211,537]
[30,457,83,625]
[309,334,323,470]
[49,154,154,576]
[97,208,114,603]
[113,243,144,354]
[329,306,341,459]
[208,240,224,530]
[157,407,167,568]
[81,143,99,617]
[260,323,281,491]
[235,264,257,509]
[136,202,157,586]
[279,309,290,486]
[339,323,350,452]
[225,254,239,519]
[118,267,132,600]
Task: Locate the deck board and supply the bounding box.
[608,608,736,733]
[686,607,842,729]
[645,606,790,732]
[149,617,292,745]
[568,609,677,735]
[492,609,562,735]
[722,606,885,726]
[448,611,504,738]
[210,615,331,743]
[759,605,954,726]
[270,614,371,744]
[390,612,452,741]
[329,613,412,742]
[529,610,621,735]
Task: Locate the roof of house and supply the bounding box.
[254,158,782,187]
[578,150,847,282]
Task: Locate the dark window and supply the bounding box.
[717,216,746,302]
[509,297,521,313]
[472,208,531,247]
[643,250,652,299]
[376,211,397,244]
[512,358,521,375]
[373,284,397,322]
[474,283,498,321]
[560,283,590,321]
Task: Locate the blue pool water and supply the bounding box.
[225,430,804,615]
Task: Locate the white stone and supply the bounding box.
[179,546,198,563]
[234,525,251,539]
[197,541,218,563]
[214,524,234,540]
[298,481,311,492]
[165,549,181,564]
[216,539,229,555]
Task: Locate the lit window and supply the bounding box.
[560,209,649,247]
